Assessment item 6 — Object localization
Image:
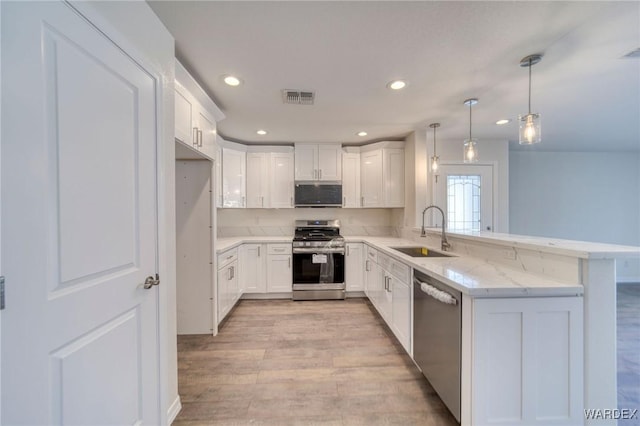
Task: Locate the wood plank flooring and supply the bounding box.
[174,298,458,426]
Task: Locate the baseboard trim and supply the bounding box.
[167,395,182,425]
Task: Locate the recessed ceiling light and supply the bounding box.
[496,119,511,125]
[357,131,368,137]
[256,129,267,135]
[387,80,407,90]
[223,75,242,86]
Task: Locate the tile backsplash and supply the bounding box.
[217,208,402,237]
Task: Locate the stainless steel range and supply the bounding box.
[292,220,345,300]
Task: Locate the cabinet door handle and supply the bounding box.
[387,276,391,292]
[361,196,364,207]
[290,197,293,207]
[313,169,317,180]
[192,127,199,147]
[228,266,232,280]
[346,245,350,256]
[257,246,261,257]
[288,257,291,268]
[319,169,322,179]
[343,197,346,207]
[241,196,245,207]
[365,260,370,272]
[198,130,203,147]
[273,247,285,252]
[261,196,264,208]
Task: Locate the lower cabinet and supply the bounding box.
[239,243,266,293]
[267,244,292,292]
[216,247,240,324]
[364,244,411,354]
[345,243,364,291]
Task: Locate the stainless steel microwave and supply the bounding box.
[294,183,342,207]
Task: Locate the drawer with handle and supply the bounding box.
[268,243,292,255]
[217,248,238,269]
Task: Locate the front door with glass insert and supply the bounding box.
[433,164,494,232]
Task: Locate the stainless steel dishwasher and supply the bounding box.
[413,269,462,423]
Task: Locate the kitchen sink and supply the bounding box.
[390,246,454,258]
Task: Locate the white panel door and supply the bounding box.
[1,2,160,424]
[342,153,361,208]
[246,153,268,208]
[239,244,265,293]
[345,243,364,291]
[361,150,383,207]
[317,144,342,181]
[294,144,317,180]
[270,152,294,208]
[383,148,405,207]
[267,255,292,292]
[175,84,195,146]
[222,148,246,208]
[197,109,217,160]
[433,164,494,232]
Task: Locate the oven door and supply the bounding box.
[292,250,345,290]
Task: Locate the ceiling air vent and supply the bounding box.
[282,89,315,105]
[622,48,640,59]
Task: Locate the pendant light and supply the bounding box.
[518,54,543,145]
[429,123,440,173]
[463,98,478,163]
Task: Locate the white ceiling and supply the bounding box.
[148,1,640,151]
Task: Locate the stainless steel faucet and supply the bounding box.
[421,205,451,251]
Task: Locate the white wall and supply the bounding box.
[73,1,180,421]
[510,151,640,282]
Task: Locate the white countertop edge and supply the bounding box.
[216,235,584,297]
[418,228,640,259]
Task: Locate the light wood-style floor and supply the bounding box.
[174,298,458,426]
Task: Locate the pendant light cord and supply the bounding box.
[433,126,437,155]
[469,102,472,140]
[528,57,532,114]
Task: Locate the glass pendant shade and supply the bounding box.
[519,54,543,145]
[429,122,441,173]
[431,155,440,172]
[518,113,541,145]
[464,138,478,163]
[462,99,478,163]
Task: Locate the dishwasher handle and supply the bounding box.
[416,280,458,305]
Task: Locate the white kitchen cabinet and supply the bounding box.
[363,245,411,353]
[470,296,583,425]
[269,151,295,208]
[364,246,378,299]
[267,243,292,293]
[217,248,239,324]
[345,243,364,291]
[246,152,269,208]
[222,142,247,208]
[391,275,411,353]
[342,151,361,208]
[383,148,405,207]
[360,142,404,207]
[360,150,383,207]
[294,143,342,181]
[239,244,266,293]
[244,148,294,209]
[175,61,224,160]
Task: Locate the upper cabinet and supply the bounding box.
[174,60,225,160]
[220,139,247,208]
[342,150,361,208]
[360,142,405,208]
[245,147,294,209]
[294,143,342,181]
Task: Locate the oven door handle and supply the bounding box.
[292,248,345,254]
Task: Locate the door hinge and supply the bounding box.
[0,276,5,310]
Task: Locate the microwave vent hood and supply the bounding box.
[294,183,342,207]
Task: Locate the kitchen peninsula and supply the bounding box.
[214,229,638,426]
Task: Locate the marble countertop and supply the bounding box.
[216,235,584,297]
[422,228,640,259]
